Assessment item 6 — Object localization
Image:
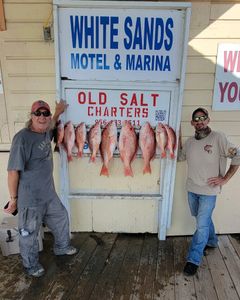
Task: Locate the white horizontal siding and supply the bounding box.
[0,1,240,235]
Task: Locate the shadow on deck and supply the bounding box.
[1,232,240,300]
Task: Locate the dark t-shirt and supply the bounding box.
[8,128,57,207]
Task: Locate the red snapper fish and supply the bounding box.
[163,124,177,159]
[139,122,156,174]
[88,121,101,163]
[54,120,64,152]
[119,121,138,177]
[63,121,75,162]
[75,122,86,158]
[100,121,117,177]
[156,122,168,158]
[57,120,64,147]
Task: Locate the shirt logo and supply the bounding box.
[228,147,237,158]
[204,144,213,154]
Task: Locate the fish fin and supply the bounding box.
[100,165,109,177]
[143,163,151,174]
[161,152,166,158]
[124,166,133,177]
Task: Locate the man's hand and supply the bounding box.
[207,176,227,187]
[208,165,239,187]
[51,100,69,128]
[4,200,17,214]
[55,99,68,117]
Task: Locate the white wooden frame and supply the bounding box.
[53,0,191,240]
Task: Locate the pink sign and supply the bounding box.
[213,44,240,110]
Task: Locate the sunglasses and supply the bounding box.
[32,111,51,117]
[193,116,208,122]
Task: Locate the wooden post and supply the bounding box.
[0,0,6,31]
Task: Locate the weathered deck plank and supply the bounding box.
[1,233,240,300]
[132,234,158,300]
[173,237,196,300]
[23,232,95,300]
[152,237,175,300]
[88,234,129,300]
[229,235,240,257]
[68,233,118,300]
[218,235,240,298]
[193,255,218,300]
[112,234,144,300]
[206,244,239,300]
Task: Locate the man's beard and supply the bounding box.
[195,126,211,140]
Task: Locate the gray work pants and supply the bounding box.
[18,195,70,272]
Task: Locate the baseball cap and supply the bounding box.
[31,100,51,113]
[192,107,209,120]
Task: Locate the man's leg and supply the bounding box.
[187,193,217,266]
[43,194,77,255]
[207,219,218,247]
[18,207,45,277]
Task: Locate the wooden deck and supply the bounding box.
[0,233,240,300]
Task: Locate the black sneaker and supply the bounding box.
[183,262,198,276]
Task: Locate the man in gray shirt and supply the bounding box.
[5,100,77,277]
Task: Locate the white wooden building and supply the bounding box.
[0,0,240,237]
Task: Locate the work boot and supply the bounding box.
[183,262,198,276]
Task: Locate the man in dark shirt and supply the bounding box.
[5,100,77,277]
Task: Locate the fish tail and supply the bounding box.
[77,151,83,158]
[143,163,151,174]
[100,165,109,177]
[89,155,96,163]
[161,152,166,158]
[54,144,60,153]
[124,166,134,177]
[67,155,73,162]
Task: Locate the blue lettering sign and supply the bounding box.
[123,17,174,51]
[70,15,119,49]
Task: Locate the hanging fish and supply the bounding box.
[164,124,177,159]
[119,121,138,177]
[100,121,118,177]
[75,122,86,158]
[88,121,101,163]
[156,122,168,158]
[54,120,64,152]
[63,121,75,162]
[139,122,156,174]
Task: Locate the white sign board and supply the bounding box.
[65,88,171,126]
[213,43,240,111]
[54,1,191,240]
[58,7,185,82]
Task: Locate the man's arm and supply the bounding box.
[51,99,68,128]
[207,164,239,187]
[4,170,19,214]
